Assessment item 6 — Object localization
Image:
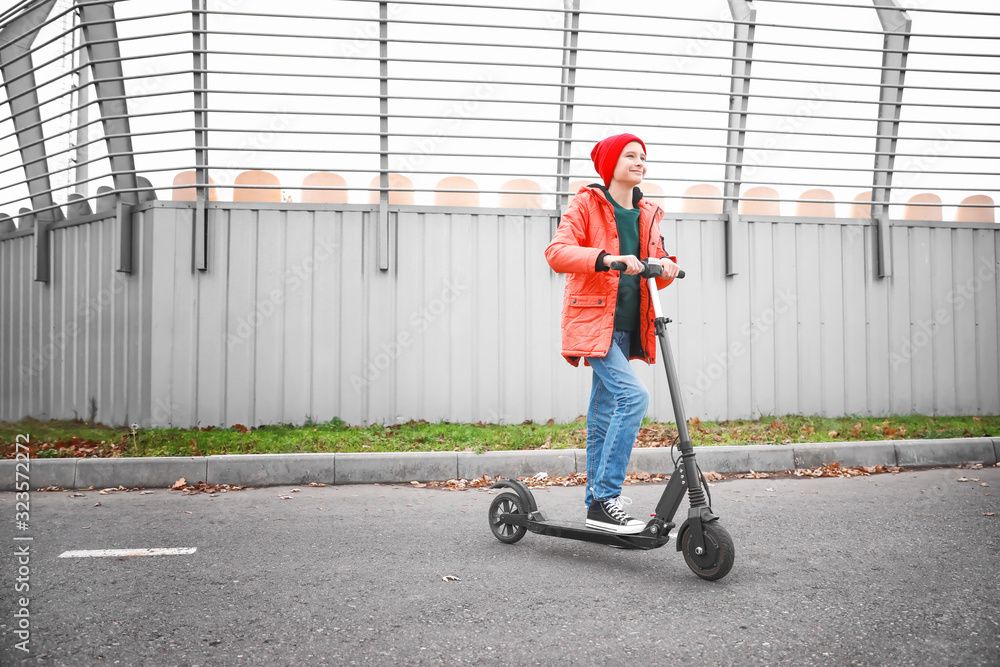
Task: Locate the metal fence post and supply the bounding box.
[377,1,390,271]
[77,0,139,273]
[0,0,61,282]
[872,0,911,279]
[556,0,580,221]
[74,23,88,199]
[724,0,756,277]
[192,0,209,272]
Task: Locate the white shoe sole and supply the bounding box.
[585,518,644,535]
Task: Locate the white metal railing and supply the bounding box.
[0,1,996,261]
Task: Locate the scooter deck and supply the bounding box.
[526,518,672,550]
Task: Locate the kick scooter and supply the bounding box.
[487,258,735,580]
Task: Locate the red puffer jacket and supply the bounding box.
[544,184,676,367]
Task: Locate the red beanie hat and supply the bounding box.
[590,133,647,187]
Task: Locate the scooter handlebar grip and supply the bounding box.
[610,260,684,279]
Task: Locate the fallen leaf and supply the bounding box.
[735,470,769,479]
[308,482,326,487]
[440,574,461,582]
[958,477,969,482]
[93,502,101,507]
[139,490,154,495]
[981,483,990,487]
[170,480,247,495]
[410,481,427,488]
[793,462,889,478]
[984,512,995,516]
[278,494,292,500]
[828,430,838,438]
[765,488,775,492]
[290,488,300,493]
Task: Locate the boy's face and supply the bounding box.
[612,141,646,187]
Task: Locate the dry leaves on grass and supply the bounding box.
[793,462,903,478]
[169,477,248,495]
[4,435,112,459]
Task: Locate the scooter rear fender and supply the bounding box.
[488,478,539,514]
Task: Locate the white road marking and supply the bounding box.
[58,547,197,558]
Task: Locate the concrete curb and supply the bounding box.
[1,437,997,491]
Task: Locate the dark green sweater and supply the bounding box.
[611,197,641,331]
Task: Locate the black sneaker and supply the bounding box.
[586,496,645,534]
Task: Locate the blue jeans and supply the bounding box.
[584,330,650,507]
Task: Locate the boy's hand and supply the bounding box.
[604,254,643,275]
[659,258,681,279]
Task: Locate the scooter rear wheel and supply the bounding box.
[489,492,527,544]
[682,521,735,581]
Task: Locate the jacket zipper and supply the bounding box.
[639,205,664,363]
[594,186,660,363]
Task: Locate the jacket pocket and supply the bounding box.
[563,293,611,339]
[567,293,607,308]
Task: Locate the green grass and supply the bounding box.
[2,414,997,459]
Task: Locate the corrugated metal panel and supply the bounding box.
[0,213,150,426]
[2,205,998,427]
[975,230,1000,413]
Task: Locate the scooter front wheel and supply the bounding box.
[488,493,528,544]
[682,521,735,581]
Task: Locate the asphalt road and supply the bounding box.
[1,466,998,667]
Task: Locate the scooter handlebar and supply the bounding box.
[609,259,685,280]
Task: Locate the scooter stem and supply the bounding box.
[645,262,712,517]
[646,272,692,448]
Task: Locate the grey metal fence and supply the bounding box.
[0,0,998,427]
